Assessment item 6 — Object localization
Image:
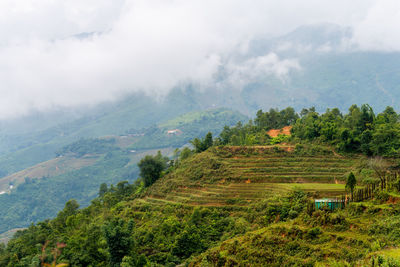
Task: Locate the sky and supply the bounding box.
[0,0,399,118]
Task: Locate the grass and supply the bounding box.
[189,201,400,266]
[373,248,400,259]
[145,145,366,207]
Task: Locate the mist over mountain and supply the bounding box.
[3,2,400,265]
[209,23,400,112]
[1,23,400,164]
[0,0,399,119]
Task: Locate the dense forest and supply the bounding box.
[219,104,400,157]
[2,104,400,266]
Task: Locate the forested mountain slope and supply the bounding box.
[2,24,400,178]
[0,144,386,266]
[0,91,199,177]
[0,108,245,235]
[3,103,400,266]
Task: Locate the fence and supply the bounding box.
[313,181,381,211]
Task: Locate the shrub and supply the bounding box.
[307,227,322,239]
[375,191,390,203]
[138,152,168,187]
[348,203,366,215]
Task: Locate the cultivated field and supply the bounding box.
[143,145,362,207]
[0,156,99,192]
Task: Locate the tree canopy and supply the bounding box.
[345,172,357,199]
[138,152,168,187]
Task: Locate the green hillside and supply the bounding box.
[3,104,400,266]
[0,109,246,234]
[0,156,99,193]
[191,202,400,266]
[129,108,247,149]
[1,144,389,266]
[0,91,200,177]
[0,144,177,234]
[144,146,359,208]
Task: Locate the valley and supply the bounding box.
[0,108,246,235]
[2,103,400,266]
[2,3,400,266]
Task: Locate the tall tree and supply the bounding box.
[103,219,134,267]
[369,157,389,189]
[138,152,168,187]
[346,172,357,200]
[191,132,213,153]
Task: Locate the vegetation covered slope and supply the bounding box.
[0,138,173,234]
[145,145,359,208]
[0,145,375,267]
[127,108,247,150]
[0,109,245,235]
[4,103,400,266]
[191,200,400,266]
[0,91,202,177]
[0,156,98,193]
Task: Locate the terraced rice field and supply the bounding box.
[225,155,355,183]
[144,146,362,207]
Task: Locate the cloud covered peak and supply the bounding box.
[0,0,399,118]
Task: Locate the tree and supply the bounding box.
[190,132,213,153]
[99,183,108,197]
[203,132,213,149]
[138,152,168,187]
[369,157,389,189]
[53,199,80,230]
[103,219,134,267]
[370,123,400,156]
[346,172,357,200]
[180,147,193,161]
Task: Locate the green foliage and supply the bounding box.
[291,104,400,157]
[254,107,299,130]
[4,102,400,266]
[0,150,136,233]
[263,189,308,223]
[179,147,193,161]
[269,134,290,145]
[56,138,118,157]
[0,107,242,233]
[218,121,270,146]
[0,145,396,267]
[138,151,168,187]
[121,255,147,267]
[375,191,390,203]
[216,104,400,157]
[129,108,247,150]
[103,219,134,266]
[369,255,400,267]
[219,107,298,146]
[99,183,108,198]
[191,132,213,153]
[346,172,357,198]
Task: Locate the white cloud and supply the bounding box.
[224,53,301,89]
[351,0,400,51]
[0,0,397,118]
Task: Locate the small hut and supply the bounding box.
[314,198,344,210]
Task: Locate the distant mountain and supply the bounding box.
[0,91,200,176]
[210,23,400,113]
[0,108,246,233]
[249,23,352,57]
[1,23,400,176]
